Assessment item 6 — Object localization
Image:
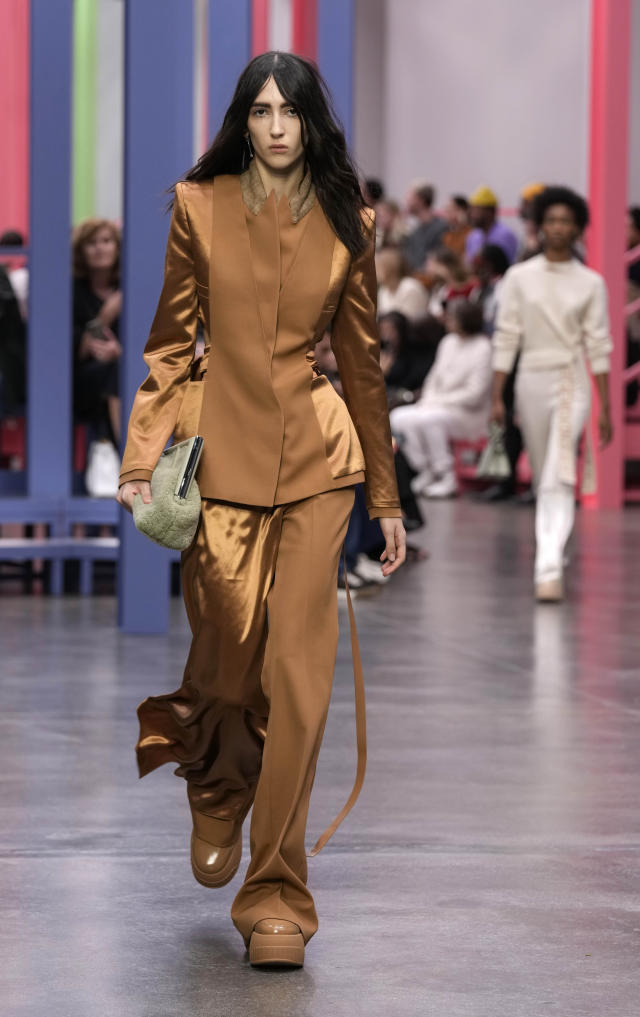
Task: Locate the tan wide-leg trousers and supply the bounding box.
[135,486,355,945]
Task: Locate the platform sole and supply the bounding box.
[249,930,305,968]
[190,832,242,888]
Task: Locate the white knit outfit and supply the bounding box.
[390,332,492,481]
[493,254,612,583]
[378,276,431,322]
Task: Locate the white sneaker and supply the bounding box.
[410,469,433,497]
[425,472,458,499]
[354,553,389,584]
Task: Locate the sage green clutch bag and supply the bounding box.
[133,436,204,551]
[476,423,510,480]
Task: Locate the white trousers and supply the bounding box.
[515,362,591,583]
[390,403,484,477]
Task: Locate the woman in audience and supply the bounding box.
[72,219,122,444]
[375,199,406,249]
[390,300,492,498]
[379,310,444,401]
[425,246,476,319]
[376,247,430,322]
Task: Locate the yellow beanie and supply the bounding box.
[520,182,545,202]
[470,185,498,208]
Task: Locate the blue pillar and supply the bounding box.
[208,0,251,142]
[28,0,73,498]
[118,0,194,633]
[317,0,355,146]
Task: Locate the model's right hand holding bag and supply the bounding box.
[116,51,405,969]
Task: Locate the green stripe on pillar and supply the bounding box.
[73,0,97,223]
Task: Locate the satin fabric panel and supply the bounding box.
[119,174,401,519]
[135,488,355,943]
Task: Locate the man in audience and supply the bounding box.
[465,186,518,267]
[442,195,471,258]
[403,181,448,270]
[517,182,545,261]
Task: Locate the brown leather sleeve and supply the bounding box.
[330,212,401,519]
[119,183,198,485]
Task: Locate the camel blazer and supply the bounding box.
[119,163,401,518]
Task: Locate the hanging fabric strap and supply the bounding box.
[308,555,367,857]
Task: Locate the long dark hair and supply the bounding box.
[181,51,367,256]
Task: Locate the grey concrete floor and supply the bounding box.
[2,500,640,1017]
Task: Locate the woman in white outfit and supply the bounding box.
[390,300,492,498]
[490,186,613,602]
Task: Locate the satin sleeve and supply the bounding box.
[119,182,198,486]
[330,211,401,519]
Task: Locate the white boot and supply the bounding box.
[425,471,458,499]
[410,468,433,497]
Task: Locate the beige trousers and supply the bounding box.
[135,487,355,944]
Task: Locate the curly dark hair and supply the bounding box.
[532,186,589,232]
[179,51,367,257]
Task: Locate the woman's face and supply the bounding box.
[83,227,118,272]
[247,76,304,174]
[379,317,401,350]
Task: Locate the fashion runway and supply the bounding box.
[2,500,639,1017]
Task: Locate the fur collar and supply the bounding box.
[240,158,316,224]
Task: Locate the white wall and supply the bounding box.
[356,0,598,209]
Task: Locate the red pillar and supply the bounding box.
[252,0,269,56]
[0,0,30,236]
[586,0,631,509]
[292,0,317,59]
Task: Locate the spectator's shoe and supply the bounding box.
[425,472,458,499]
[190,808,242,888]
[535,577,564,602]
[338,570,378,598]
[249,919,305,968]
[354,553,389,584]
[410,469,433,497]
[473,482,515,503]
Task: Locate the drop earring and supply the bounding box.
[246,134,254,160]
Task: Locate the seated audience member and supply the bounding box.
[626,206,640,406]
[363,177,384,206]
[425,247,476,318]
[442,195,471,258]
[390,300,492,499]
[379,310,445,401]
[0,229,29,320]
[376,248,430,322]
[517,182,546,261]
[465,186,518,267]
[376,199,405,249]
[0,263,26,413]
[73,219,122,445]
[470,243,510,335]
[403,181,448,270]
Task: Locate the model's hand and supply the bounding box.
[379,517,406,576]
[598,406,613,449]
[117,480,152,514]
[489,399,506,429]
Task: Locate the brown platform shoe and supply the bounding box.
[189,808,242,889]
[249,919,305,968]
